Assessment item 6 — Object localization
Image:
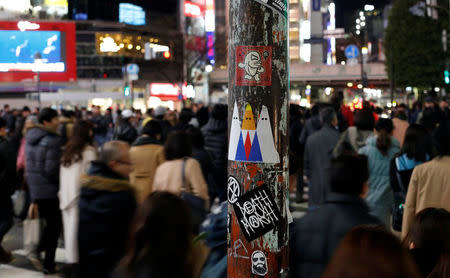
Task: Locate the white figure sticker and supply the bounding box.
[228,102,280,163]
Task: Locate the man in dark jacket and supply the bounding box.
[290,154,381,278]
[91,106,108,146]
[25,108,62,273]
[113,109,138,145]
[78,141,136,278]
[0,118,16,263]
[201,104,227,202]
[299,104,322,145]
[304,107,340,208]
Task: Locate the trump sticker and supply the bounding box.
[236,46,272,86]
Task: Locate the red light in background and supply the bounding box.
[184,2,203,17]
[103,73,108,78]
[163,51,171,59]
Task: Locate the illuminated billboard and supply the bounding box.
[0,21,76,82]
[0,31,64,72]
[119,3,146,26]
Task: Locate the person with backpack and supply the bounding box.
[389,124,431,232]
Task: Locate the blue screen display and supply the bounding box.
[0,30,62,63]
[119,3,146,26]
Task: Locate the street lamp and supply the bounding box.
[34,52,42,108]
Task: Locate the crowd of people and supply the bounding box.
[0,93,447,278]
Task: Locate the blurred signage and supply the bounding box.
[74,13,88,20]
[185,1,203,17]
[345,45,359,59]
[44,0,68,6]
[0,21,76,82]
[205,0,215,31]
[119,3,146,26]
[206,32,214,63]
[17,21,40,31]
[149,83,187,100]
[144,43,170,60]
[313,0,320,11]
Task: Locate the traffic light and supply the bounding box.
[124,85,131,96]
[445,70,450,84]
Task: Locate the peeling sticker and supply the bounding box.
[253,0,288,19]
[236,46,272,86]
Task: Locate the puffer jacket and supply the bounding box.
[25,125,62,201]
[201,118,227,200]
[78,162,136,278]
[113,121,138,145]
[290,193,381,278]
[358,136,400,225]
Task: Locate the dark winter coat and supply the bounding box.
[25,125,62,201]
[299,115,322,145]
[201,118,228,200]
[91,115,108,135]
[290,193,381,278]
[303,125,340,207]
[200,201,227,278]
[0,136,16,211]
[113,120,138,145]
[78,162,136,278]
[192,146,215,184]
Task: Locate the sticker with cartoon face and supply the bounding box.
[236,46,272,86]
[251,250,268,276]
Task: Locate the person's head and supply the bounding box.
[179,108,193,124]
[164,110,178,126]
[405,208,450,251]
[394,110,408,121]
[405,208,450,278]
[98,141,132,178]
[212,104,228,121]
[61,120,94,167]
[121,109,135,123]
[433,119,450,156]
[320,107,337,127]
[0,117,6,137]
[3,104,9,112]
[290,104,302,118]
[375,118,394,156]
[23,115,38,134]
[121,192,192,278]
[440,99,449,110]
[153,106,167,120]
[322,226,421,278]
[141,120,162,140]
[354,109,375,131]
[186,127,205,149]
[424,97,435,109]
[38,108,59,130]
[22,106,31,118]
[330,154,369,198]
[400,124,431,161]
[164,131,192,160]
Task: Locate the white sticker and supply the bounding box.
[251,250,268,276]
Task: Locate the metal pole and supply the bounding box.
[228,0,289,277]
[390,46,395,104]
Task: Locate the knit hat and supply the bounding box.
[121,109,135,119]
[154,106,167,117]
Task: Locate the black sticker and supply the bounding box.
[254,0,288,19]
[232,184,282,242]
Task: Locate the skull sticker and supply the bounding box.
[251,250,268,276]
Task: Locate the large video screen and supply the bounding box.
[0,21,76,83]
[119,3,146,26]
[0,30,65,72]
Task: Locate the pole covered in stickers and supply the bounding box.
[227,0,289,276]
